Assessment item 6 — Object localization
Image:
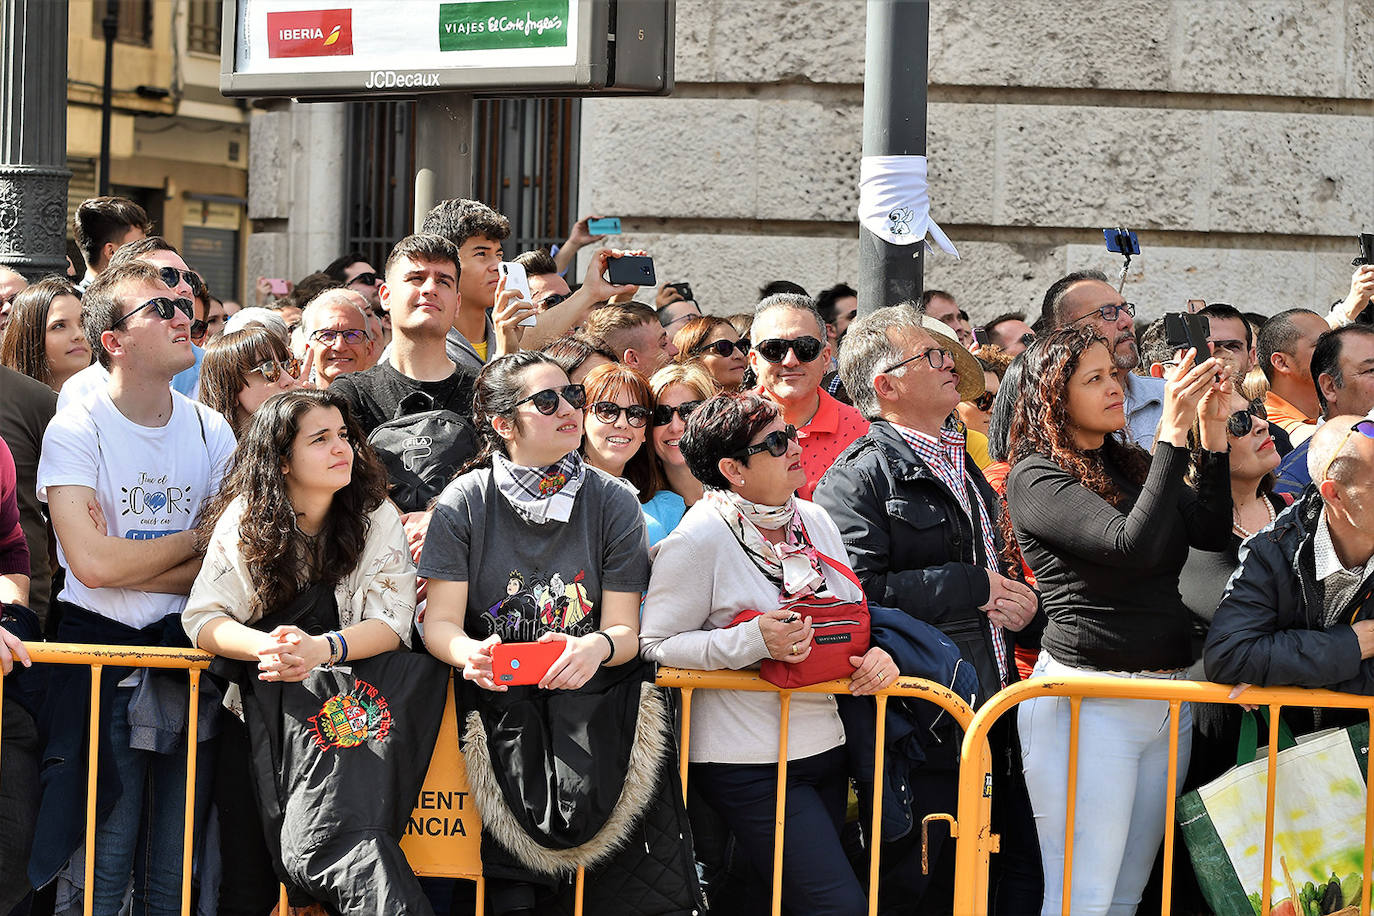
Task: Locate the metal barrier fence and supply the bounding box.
[0,644,978,916]
[951,676,1374,916]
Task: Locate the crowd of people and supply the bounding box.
[1,191,1374,916]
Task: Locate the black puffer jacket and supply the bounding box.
[814,421,1030,706]
[1205,488,1374,690]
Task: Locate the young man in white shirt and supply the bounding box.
[33,260,235,914]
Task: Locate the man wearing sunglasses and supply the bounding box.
[57,237,210,411]
[33,259,237,907]
[1273,325,1374,497]
[1041,270,1165,449]
[748,294,868,500]
[813,307,1041,909]
[1207,416,1374,698]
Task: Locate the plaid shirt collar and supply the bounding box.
[492,452,586,524]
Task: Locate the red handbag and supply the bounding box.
[727,549,872,689]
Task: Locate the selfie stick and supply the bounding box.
[1115,242,1132,293]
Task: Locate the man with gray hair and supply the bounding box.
[813,304,1041,910]
[1207,415,1374,695]
[748,293,867,499]
[300,287,375,388]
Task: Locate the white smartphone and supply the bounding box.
[499,262,538,326]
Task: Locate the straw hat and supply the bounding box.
[917,315,986,400]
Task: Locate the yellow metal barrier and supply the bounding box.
[655,667,978,916]
[951,676,1374,916]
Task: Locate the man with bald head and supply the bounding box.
[1206,415,1374,693]
[0,266,27,334]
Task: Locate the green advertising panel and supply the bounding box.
[439,0,570,52]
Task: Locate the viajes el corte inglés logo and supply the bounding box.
[439,0,569,52]
[307,678,392,750]
[266,9,354,58]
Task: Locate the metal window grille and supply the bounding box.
[91,0,153,46]
[187,0,222,54]
[342,101,418,272]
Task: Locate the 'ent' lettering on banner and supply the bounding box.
[438,0,569,52]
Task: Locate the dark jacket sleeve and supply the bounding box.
[1204,537,1367,688]
[1008,443,1190,569]
[815,460,991,626]
[1178,448,1233,552]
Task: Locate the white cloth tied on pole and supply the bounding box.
[857,155,959,257]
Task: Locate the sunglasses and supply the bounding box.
[590,401,651,428]
[971,391,996,412]
[754,336,823,364]
[731,424,799,460]
[112,296,200,335]
[1319,419,1374,483]
[515,383,586,415]
[652,400,703,427]
[159,266,205,296]
[1226,405,1268,438]
[538,293,570,310]
[348,272,382,287]
[247,358,302,384]
[309,328,370,346]
[693,338,749,358]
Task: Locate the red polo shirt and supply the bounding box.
[757,387,869,500]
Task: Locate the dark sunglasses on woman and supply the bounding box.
[731,424,799,459]
[754,336,823,364]
[348,272,382,287]
[693,338,749,358]
[590,401,651,428]
[971,391,996,412]
[515,384,586,415]
[1226,405,1268,438]
[652,400,703,426]
[247,358,302,383]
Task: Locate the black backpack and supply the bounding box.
[367,390,478,513]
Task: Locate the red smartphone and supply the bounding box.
[491,639,566,686]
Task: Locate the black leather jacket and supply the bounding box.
[813,421,1031,706]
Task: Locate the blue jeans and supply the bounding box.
[91,688,188,916]
[1018,652,1192,916]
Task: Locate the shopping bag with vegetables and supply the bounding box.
[1176,712,1369,916]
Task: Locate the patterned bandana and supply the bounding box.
[703,489,825,597]
[492,451,586,525]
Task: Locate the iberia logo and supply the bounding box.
[307,678,392,750]
[265,9,354,58]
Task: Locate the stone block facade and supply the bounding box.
[579,1,1374,324]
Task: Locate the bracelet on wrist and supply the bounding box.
[336,630,350,664]
[322,632,339,668]
[595,630,616,664]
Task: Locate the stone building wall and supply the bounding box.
[578,0,1374,323]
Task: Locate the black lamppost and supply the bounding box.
[99,0,120,196]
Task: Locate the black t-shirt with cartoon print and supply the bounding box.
[418,464,650,642]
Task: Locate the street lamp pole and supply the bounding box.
[857,0,929,317]
[99,0,120,196]
[0,0,73,280]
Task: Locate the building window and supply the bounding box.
[92,0,153,46]
[187,1,222,55]
[343,101,418,271]
[474,98,581,255]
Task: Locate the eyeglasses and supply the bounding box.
[883,347,952,374]
[731,424,799,460]
[111,296,195,330]
[309,327,370,346]
[652,400,703,427]
[158,266,205,296]
[1226,405,1268,438]
[1209,338,1248,354]
[515,383,586,415]
[693,338,749,358]
[754,336,823,364]
[247,358,302,384]
[347,272,382,287]
[971,391,996,412]
[1319,419,1374,483]
[590,401,651,428]
[537,292,570,310]
[1072,302,1137,325]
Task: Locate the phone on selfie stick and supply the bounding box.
[1103,227,1140,293]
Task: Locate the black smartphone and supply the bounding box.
[666,281,693,302]
[607,255,656,286]
[1356,233,1374,267]
[1103,228,1140,255]
[973,327,990,347]
[1164,311,1211,357]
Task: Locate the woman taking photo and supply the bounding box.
[198,325,301,436]
[579,361,661,496]
[642,363,715,545]
[419,351,700,916]
[1004,328,1231,915]
[674,316,749,391]
[641,392,899,916]
[0,277,91,392]
[184,389,424,915]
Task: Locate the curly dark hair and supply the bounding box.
[1007,326,1150,507]
[196,389,388,622]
